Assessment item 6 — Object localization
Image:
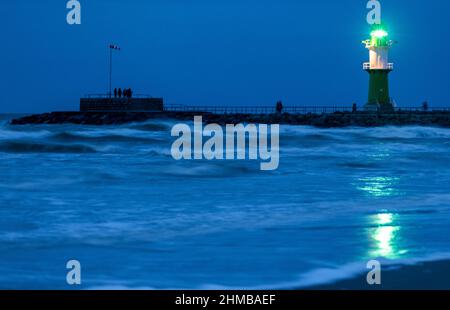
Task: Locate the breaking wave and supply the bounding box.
[0,141,97,153]
[1,114,450,289]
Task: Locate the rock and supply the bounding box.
[9,111,450,128]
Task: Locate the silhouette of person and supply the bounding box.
[276,101,283,113]
[129,88,133,98]
[118,88,122,98]
[114,88,117,98]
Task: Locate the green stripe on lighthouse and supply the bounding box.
[367,69,391,105]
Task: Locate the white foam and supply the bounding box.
[83,253,450,290]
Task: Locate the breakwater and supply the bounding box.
[10,111,450,128]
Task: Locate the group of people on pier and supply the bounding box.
[114,88,133,98]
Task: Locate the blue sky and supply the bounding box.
[0,0,449,113]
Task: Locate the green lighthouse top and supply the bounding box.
[368,24,390,47]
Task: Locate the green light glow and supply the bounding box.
[372,225,399,257]
[356,176,400,198]
[371,29,388,38]
[377,213,393,225]
[368,213,407,259]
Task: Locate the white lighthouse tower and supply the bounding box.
[362,24,395,111]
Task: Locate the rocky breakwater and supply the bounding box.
[10,111,450,128]
[10,112,183,125]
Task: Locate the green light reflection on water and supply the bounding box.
[357,176,401,197]
[368,213,408,259]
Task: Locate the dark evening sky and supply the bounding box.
[1,0,449,112]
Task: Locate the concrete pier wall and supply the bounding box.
[80,98,164,112]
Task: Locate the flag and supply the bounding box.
[109,44,121,50]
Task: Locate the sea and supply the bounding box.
[1,114,450,289]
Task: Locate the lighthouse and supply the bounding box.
[363,24,395,111]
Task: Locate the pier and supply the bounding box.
[10,107,450,128]
[80,94,164,112]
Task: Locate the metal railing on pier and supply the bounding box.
[164,105,354,114]
[84,94,156,99]
[81,97,450,114]
[395,107,450,112]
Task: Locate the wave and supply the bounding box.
[0,128,52,140]
[282,125,450,138]
[270,252,450,290]
[0,141,97,153]
[129,122,172,132]
[162,162,257,178]
[83,253,450,290]
[51,131,163,144]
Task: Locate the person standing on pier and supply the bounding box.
[276,100,283,113]
[118,88,122,98]
[114,88,118,98]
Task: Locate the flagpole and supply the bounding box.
[108,44,120,98]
